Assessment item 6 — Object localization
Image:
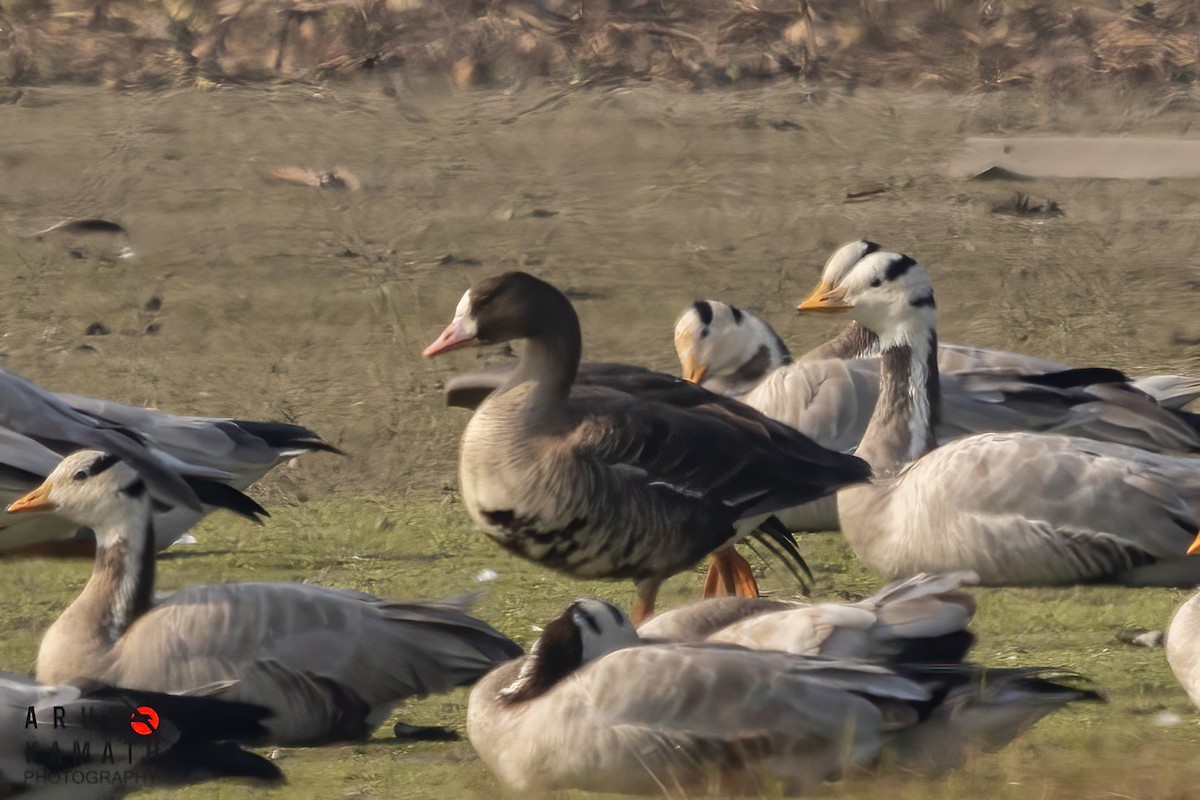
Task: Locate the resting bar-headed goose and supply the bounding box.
[3,670,281,797]
[676,297,1200,456]
[0,367,340,556]
[424,272,870,621]
[640,571,977,663]
[6,450,522,745]
[468,598,1098,794]
[1165,530,1200,709]
[797,245,1200,586]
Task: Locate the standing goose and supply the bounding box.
[675,298,1200,455]
[468,598,1098,794]
[0,367,340,557]
[796,245,1200,585]
[639,571,977,663]
[4,671,282,797]
[6,450,523,745]
[424,272,870,621]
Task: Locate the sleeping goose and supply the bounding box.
[4,670,282,797]
[675,297,1200,455]
[0,367,340,556]
[468,598,1099,794]
[423,272,870,621]
[796,244,1200,586]
[639,571,976,663]
[6,450,522,745]
[1165,532,1200,709]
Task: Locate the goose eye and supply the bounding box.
[869,277,882,288]
[700,328,709,338]
[72,470,88,482]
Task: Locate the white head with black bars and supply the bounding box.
[797,240,936,350]
[499,598,639,702]
[674,301,791,391]
[6,450,151,542]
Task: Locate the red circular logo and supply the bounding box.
[130,706,159,736]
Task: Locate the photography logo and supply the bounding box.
[129,706,159,736]
[21,702,168,790]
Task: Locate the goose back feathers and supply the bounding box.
[640,571,978,664]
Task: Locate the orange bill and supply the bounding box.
[7,484,56,514]
[797,282,852,313]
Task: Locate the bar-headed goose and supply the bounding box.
[0,367,340,557]
[640,571,977,663]
[424,272,870,621]
[1166,533,1200,709]
[6,450,523,746]
[796,245,1200,585]
[468,598,1098,794]
[4,670,281,797]
[675,297,1200,456]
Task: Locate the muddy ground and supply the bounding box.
[2,75,1200,798]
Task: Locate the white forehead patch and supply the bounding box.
[454,289,472,319]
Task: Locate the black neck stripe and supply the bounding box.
[120,478,147,499]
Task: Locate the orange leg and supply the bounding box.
[702,554,733,597]
[631,578,663,627]
[703,547,760,599]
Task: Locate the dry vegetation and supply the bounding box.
[2,0,1200,91]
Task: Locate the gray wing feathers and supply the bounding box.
[850,433,1200,584]
[638,597,795,641]
[0,369,203,511]
[1132,375,1200,410]
[112,584,519,743]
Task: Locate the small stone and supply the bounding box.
[144,296,162,312]
[1153,710,1182,727]
[84,322,110,336]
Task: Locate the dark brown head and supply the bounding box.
[424,272,575,357]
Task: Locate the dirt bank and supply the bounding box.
[2,0,1200,92]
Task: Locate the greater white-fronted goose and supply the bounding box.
[3,670,281,797]
[796,245,1200,586]
[424,272,870,621]
[7,450,522,746]
[675,296,1200,456]
[468,598,1099,794]
[640,571,977,663]
[0,367,340,557]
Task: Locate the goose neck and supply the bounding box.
[504,301,582,407]
[856,330,940,476]
[71,516,157,642]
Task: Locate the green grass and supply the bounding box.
[4,493,1200,799]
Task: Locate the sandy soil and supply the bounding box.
[2,76,1200,799]
[2,79,1199,505]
